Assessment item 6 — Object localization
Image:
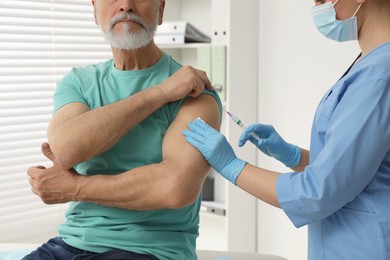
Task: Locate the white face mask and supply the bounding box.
[311,0,362,42]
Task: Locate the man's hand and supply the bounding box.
[27,142,80,204]
[158,65,213,102]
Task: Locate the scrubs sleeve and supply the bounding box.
[276,78,390,228]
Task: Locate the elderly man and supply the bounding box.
[24,0,221,259]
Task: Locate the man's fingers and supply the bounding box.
[187,67,213,96]
[187,72,208,98]
[205,82,213,91]
[41,142,56,162]
[27,165,46,179]
[195,69,212,91]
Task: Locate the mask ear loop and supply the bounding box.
[333,0,363,18]
[352,3,363,17]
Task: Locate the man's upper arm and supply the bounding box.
[49,70,90,139]
[161,93,221,205]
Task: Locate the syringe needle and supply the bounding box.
[225,110,261,142]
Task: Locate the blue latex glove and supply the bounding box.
[239,124,301,168]
[183,118,247,185]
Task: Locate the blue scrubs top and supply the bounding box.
[276,41,390,260]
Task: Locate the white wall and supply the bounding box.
[256,1,360,260]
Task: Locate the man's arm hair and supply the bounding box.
[48,66,211,170]
[47,86,168,170]
[73,94,221,209]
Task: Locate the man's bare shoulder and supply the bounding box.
[176,93,221,130]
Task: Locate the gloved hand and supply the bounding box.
[183,118,247,185]
[239,124,301,168]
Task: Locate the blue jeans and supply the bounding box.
[22,237,159,260]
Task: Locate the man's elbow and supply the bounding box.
[49,139,83,169]
[165,187,200,209]
[167,196,199,209]
[53,151,78,170]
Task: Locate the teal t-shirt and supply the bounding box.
[52,53,222,260]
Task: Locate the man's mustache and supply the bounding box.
[109,13,147,31]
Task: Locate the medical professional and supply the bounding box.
[183,0,390,259]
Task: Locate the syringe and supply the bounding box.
[225,109,261,142]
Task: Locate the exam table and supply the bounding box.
[0,244,287,260]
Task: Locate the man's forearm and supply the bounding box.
[73,163,202,210]
[49,86,168,169]
[32,93,218,210]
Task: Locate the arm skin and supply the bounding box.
[47,66,212,170]
[28,94,221,210]
[292,148,310,172]
[235,148,309,208]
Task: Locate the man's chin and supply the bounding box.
[111,23,142,35]
[109,38,153,51]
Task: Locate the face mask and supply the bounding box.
[311,0,362,42]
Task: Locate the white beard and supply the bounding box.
[104,22,155,50]
[101,10,159,50]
